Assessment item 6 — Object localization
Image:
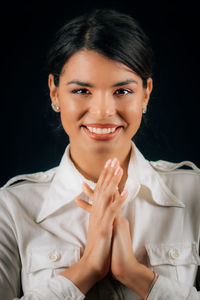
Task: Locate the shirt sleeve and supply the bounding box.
[0,197,21,299]
[147,274,200,300]
[14,276,85,300]
[0,194,85,300]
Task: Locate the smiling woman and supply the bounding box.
[0,8,200,300]
[48,49,152,186]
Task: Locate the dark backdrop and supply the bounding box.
[1,0,199,186]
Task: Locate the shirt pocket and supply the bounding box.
[26,246,80,275]
[145,242,200,284]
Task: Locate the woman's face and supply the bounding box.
[49,50,152,155]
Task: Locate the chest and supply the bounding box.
[18,197,199,293]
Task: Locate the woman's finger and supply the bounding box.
[75,197,92,213]
[120,189,129,204]
[111,189,128,207]
[101,159,120,189]
[82,182,94,201]
[96,158,114,188]
[103,166,123,197]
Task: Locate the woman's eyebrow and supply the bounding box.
[112,79,138,87]
[66,79,138,87]
[67,80,93,87]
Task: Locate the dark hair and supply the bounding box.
[46,8,153,88]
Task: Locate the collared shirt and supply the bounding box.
[0,142,200,300]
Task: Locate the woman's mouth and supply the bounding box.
[85,126,117,134]
[81,125,123,140]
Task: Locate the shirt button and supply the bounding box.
[168,248,180,259]
[48,251,61,262]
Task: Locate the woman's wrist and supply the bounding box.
[117,262,156,299]
[60,257,100,295]
[143,271,159,300]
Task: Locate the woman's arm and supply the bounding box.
[0,158,125,300]
[0,198,21,299]
[77,161,200,300]
[60,158,128,294]
[0,191,85,300]
[111,214,200,299]
[110,214,155,299]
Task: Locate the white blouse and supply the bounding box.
[0,142,200,300]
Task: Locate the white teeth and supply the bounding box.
[86,127,118,134]
[102,128,108,134]
[96,128,101,134]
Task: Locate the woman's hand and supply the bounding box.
[111,211,138,282]
[74,158,127,282]
[76,158,155,299]
[78,182,138,283]
[111,212,155,299]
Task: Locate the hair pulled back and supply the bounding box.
[46,9,153,88]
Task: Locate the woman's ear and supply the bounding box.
[143,77,153,107]
[48,74,59,106]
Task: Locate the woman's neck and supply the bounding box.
[69,143,132,193]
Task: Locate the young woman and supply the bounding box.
[0,8,199,300]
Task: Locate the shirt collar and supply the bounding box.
[126,144,185,208]
[36,142,185,223]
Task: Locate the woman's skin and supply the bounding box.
[48,50,154,298]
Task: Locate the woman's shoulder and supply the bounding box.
[1,167,57,190]
[149,159,200,202]
[149,159,200,176]
[0,167,57,211]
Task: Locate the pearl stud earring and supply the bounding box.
[142,107,147,114]
[51,103,60,112]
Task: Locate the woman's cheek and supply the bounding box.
[124,104,143,136]
[59,99,85,134]
[123,100,142,121]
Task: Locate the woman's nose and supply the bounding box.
[89,93,116,118]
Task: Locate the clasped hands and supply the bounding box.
[61,157,155,298]
[75,157,139,285]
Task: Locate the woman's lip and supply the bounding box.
[82,126,122,141]
[82,123,121,128]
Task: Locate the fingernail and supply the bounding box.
[111,158,118,168]
[114,166,121,176]
[121,189,128,196]
[104,159,111,168]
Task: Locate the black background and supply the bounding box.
[1,0,200,186]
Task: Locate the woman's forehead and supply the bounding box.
[61,50,141,84]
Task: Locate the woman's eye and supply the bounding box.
[114,88,133,95]
[71,88,90,95]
